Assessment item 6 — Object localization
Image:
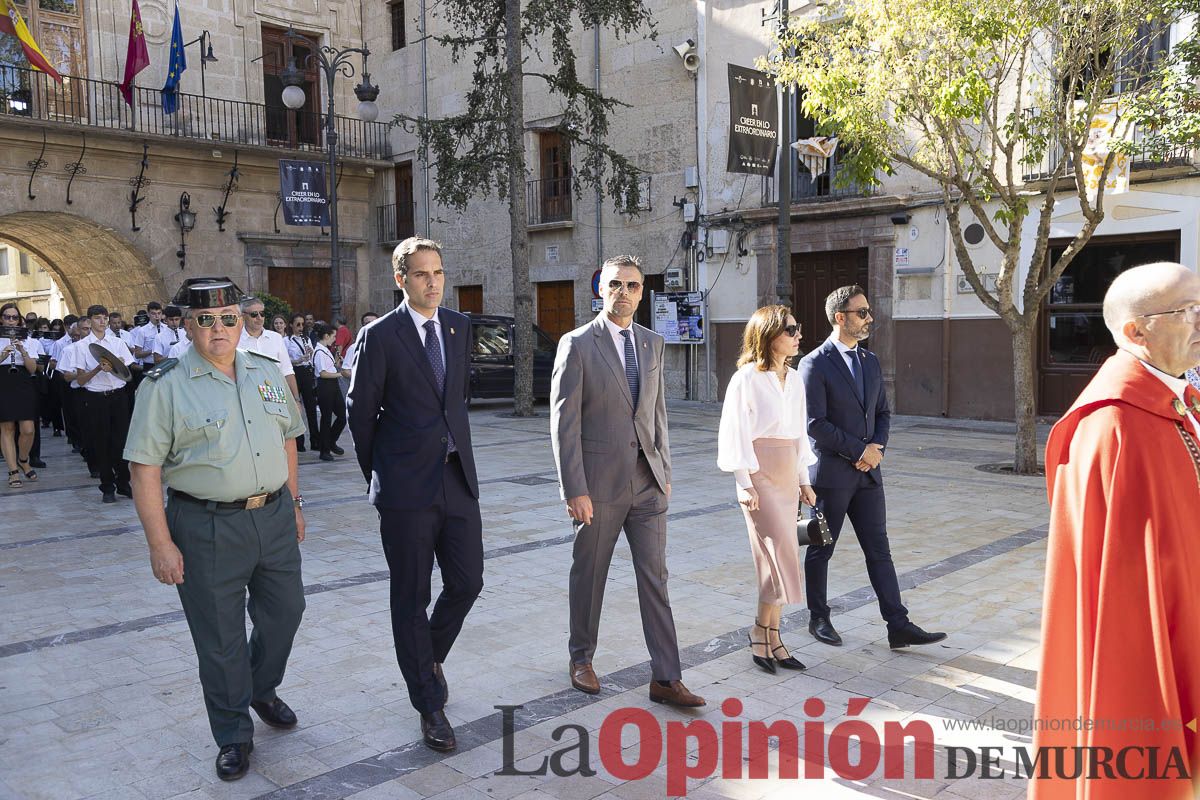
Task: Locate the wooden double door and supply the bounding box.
[268,267,330,319]
[790,248,869,354]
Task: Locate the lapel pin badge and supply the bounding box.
[450,327,455,335]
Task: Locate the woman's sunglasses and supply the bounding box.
[195,313,240,329]
[783,324,800,337]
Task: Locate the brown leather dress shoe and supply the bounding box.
[570,662,600,694]
[649,680,706,708]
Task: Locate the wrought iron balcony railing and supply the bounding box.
[1021,109,1192,182]
[0,62,391,161]
[527,174,572,225]
[761,147,875,206]
[377,200,416,243]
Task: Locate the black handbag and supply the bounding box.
[799,505,832,547]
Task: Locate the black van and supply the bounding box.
[466,313,557,401]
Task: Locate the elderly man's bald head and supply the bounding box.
[1103,262,1198,340]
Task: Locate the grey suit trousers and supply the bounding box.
[568,455,682,681]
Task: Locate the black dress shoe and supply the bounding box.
[809,616,843,646]
[28,458,46,469]
[215,740,253,781]
[433,662,448,703]
[116,485,133,498]
[319,452,335,462]
[52,430,62,437]
[330,445,345,456]
[251,697,298,728]
[888,623,947,649]
[420,709,456,752]
[101,492,117,504]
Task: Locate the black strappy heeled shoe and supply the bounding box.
[17,460,37,482]
[7,469,23,488]
[749,621,776,674]
[769,627,806,670]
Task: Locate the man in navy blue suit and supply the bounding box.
[347,237,483,752]
[798,285,945,650]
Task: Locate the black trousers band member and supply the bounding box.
[803,474,908,629]
[315,375,346,455]
[378,456,484,715]
[81,389,131,494]
[293,365,320,450]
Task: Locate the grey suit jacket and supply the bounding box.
[550,315,671,503]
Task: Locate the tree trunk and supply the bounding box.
[1010,320,1039,473]
[504,0,535,417]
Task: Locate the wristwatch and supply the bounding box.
[293,494,304,509]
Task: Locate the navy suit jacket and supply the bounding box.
[797,337,891,489]
[347,302,479,510]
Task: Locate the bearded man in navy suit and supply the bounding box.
[798,285,946,650]
[347,237,483,753]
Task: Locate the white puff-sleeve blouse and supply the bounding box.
[717,363,818,490]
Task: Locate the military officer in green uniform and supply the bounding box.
[125,281,308,782]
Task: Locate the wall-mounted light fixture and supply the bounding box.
[175,192,196,269]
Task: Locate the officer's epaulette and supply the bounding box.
[144,358,179,380]
[244,349,280,364]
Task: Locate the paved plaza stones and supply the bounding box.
[0,401,1049,799]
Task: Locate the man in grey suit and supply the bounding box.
[550,254,705,708]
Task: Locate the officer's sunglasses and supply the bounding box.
[195,313,240,329]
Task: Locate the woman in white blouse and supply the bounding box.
[312,322,346,462]
[717,305,817,674]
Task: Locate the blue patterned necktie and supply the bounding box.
[424,320,456,452]
[849,348,865,404]
[620,329,639,410]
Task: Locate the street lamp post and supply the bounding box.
[279,28,379,323]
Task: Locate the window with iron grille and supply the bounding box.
[390,1,407,51]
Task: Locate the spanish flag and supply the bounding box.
[0,0,63,83]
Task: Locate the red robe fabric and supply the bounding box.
[1032,350,1200,798]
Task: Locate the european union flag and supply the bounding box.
[160,4,186,114]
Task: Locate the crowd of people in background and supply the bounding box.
[0,299,380,497]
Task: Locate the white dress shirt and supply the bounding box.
[832,336,862,376]
[408,305,447,368]
[61,331,135,392]
[152,325,184,358]
[717,363,818,489]
[168,338,191,359]
[603,315,637,371]
[286,334,314,366]
[238,328,296,377]
[1,335,42,369]
[134,322,163,363]
[1141,359,1200,438]
[313,342,338,376]
[340,341,359,375]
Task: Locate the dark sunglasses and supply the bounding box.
[783,324,801,336]
[244,311,265,318]
[0,314,20,321]
[195,313,240,329]
[842,308,872,320]
[607,279,642,292]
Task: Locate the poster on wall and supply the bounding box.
[278,160,329,226]
[652,291,706,345]
[727,64,778,176]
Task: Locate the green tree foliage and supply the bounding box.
[396,0,655,415]
[766,0,1185,472]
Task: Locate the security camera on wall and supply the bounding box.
[673,39,700,73]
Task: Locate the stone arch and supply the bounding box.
[0,211,165,315]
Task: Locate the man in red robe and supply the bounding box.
[1032,262,1200,799]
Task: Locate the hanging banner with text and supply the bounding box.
[278,160,329,226]
[727,64,778,176]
